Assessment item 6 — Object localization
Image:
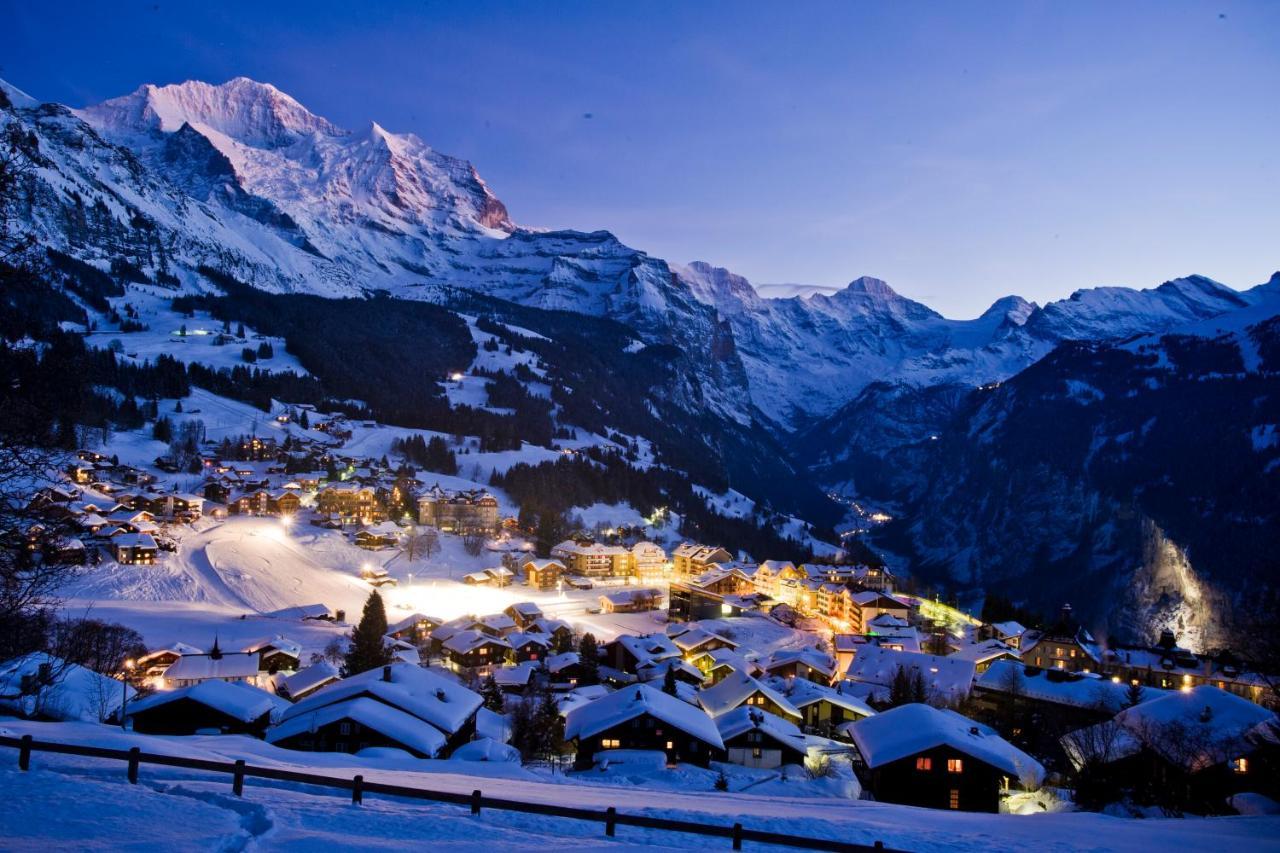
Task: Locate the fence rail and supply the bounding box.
[1,734,903,852]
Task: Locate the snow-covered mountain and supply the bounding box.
[8,76,1270,429]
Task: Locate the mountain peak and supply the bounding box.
[81,77,343,148]
[841,276,899,298]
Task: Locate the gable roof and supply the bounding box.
[128,680,286,723]
[283,663,481,735]
[976,660,1160,712]
[163,651,261,681]
[846,646,976,701]
[697,670,801,719]
[564,683,723,748]
[850,703,1045,784]
[715,706,808,755]
[267,696,446,756]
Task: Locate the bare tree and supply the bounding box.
[462,532,485,557]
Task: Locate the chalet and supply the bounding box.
[667,567,759,622]
[599,587,663,613]
[494,662,537,693]
[112,532,158,565]
[1062,685,1279,813]
[522,558,564,591]
[546,651,584,687]
[688,648,761,685]
[386,613,442,644]
[981,620,1028,649]
[503,602,544,630]
[697,670,803,722]
[863,614,923,653]
[671,543,733,577]
[442,630,512,675]
[845,646,978,706]
[849,591,910,633]
[162,642,262,689]
[947,639,1021,674]
[669,625,737,658]
[973,660,1163,765]
[604,634,682,675]
[1098,630,1272,705]
[637,658,705,688]
[850,703,1045,812]
[476,613,518,637]
[786,680,876,734]
[463,567,515,587]
[1018,605,1101,674]
[316,483,384,525]
[551,539,631,578]
[417,485,499,534]
[270,663,482,757]
[629,541,668,581]
[506,632,551,664]
[717,707,809,769]
[241,636,302,674]
[762,649,837,684]
[276,661,341,701]
[354,524,400,550]
[564,683,725,769]
[270,490,302,516]
[127,681,285,736]
[751,560,803,605]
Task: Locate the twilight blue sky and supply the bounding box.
[4,1,1278,317]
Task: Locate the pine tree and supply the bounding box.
[343,590,392,676]
[578,633,599,686]
[662,662,679,696]
[299,410,309,429]
[532,687,565,763]
[481,673,505,712]
[911,669,928,704]
[1123,680,1145,709]
[888,665,913,707]
[152,416,172,443]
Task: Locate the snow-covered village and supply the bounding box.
[3,4,1280,852]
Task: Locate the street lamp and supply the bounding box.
[120,658,135,730]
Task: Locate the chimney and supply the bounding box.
[382,665,392,682]
[435,688,446,701]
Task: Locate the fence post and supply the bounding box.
[352,774,363,805]
[732,822,743,851]
[471,789,482,815]
[18,735,32,771]
[605,806,616,837]
[232,759,245,796]
[127,747,140,784]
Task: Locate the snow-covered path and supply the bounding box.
[3,721,1278,852]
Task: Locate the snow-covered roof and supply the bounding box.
[697,670,801,719]
[443,630,510,655]
[763,648,837,679]
[280,661,340,697]
[600,587,664,607]
[990,620,1027,639]
[387,612,441,635]
[479,613,517,632]
[242,635,302,657]
[715,706,807,753]
[564,683,723,749]
[546,652,580,674]
[506,602,542,618]
[947,639,1018,666]
[976,660,1159,712]
[850,703,1045,784]
[129,680,286,723]
[784,679,876,718]
[0,654,136,722]
[163,651,261,681]
[670,626,736,652]
[494,662,536,687]
[282,663,481,735]
[845,647,976,701]
[614,634,681,667]
[689,647,759,677]
[267,696,446,757]
[263,603,330,620]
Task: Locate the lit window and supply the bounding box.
[666,741,674,750]
[949,789,960,810]
[752,747,762,759]
[1069,649,1076,658]
[601,738,621,749]
[1055,660,1065,670]
[916,757,932,771]
[947,759,964,773]
[1231,757,1249,774]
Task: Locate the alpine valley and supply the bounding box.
[4,76,1278,645]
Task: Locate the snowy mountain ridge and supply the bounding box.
[5,75,1275,429]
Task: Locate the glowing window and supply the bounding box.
[666,741,674,750]
[601,738,621,749]
[947,759,964,773]
[949,789,960,810]
[752,747,763,759]
[915,757,932,771]
[1232,757,1249,774]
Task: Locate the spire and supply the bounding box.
[210,635,223,660]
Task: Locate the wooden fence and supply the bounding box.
[0,734,905,852]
